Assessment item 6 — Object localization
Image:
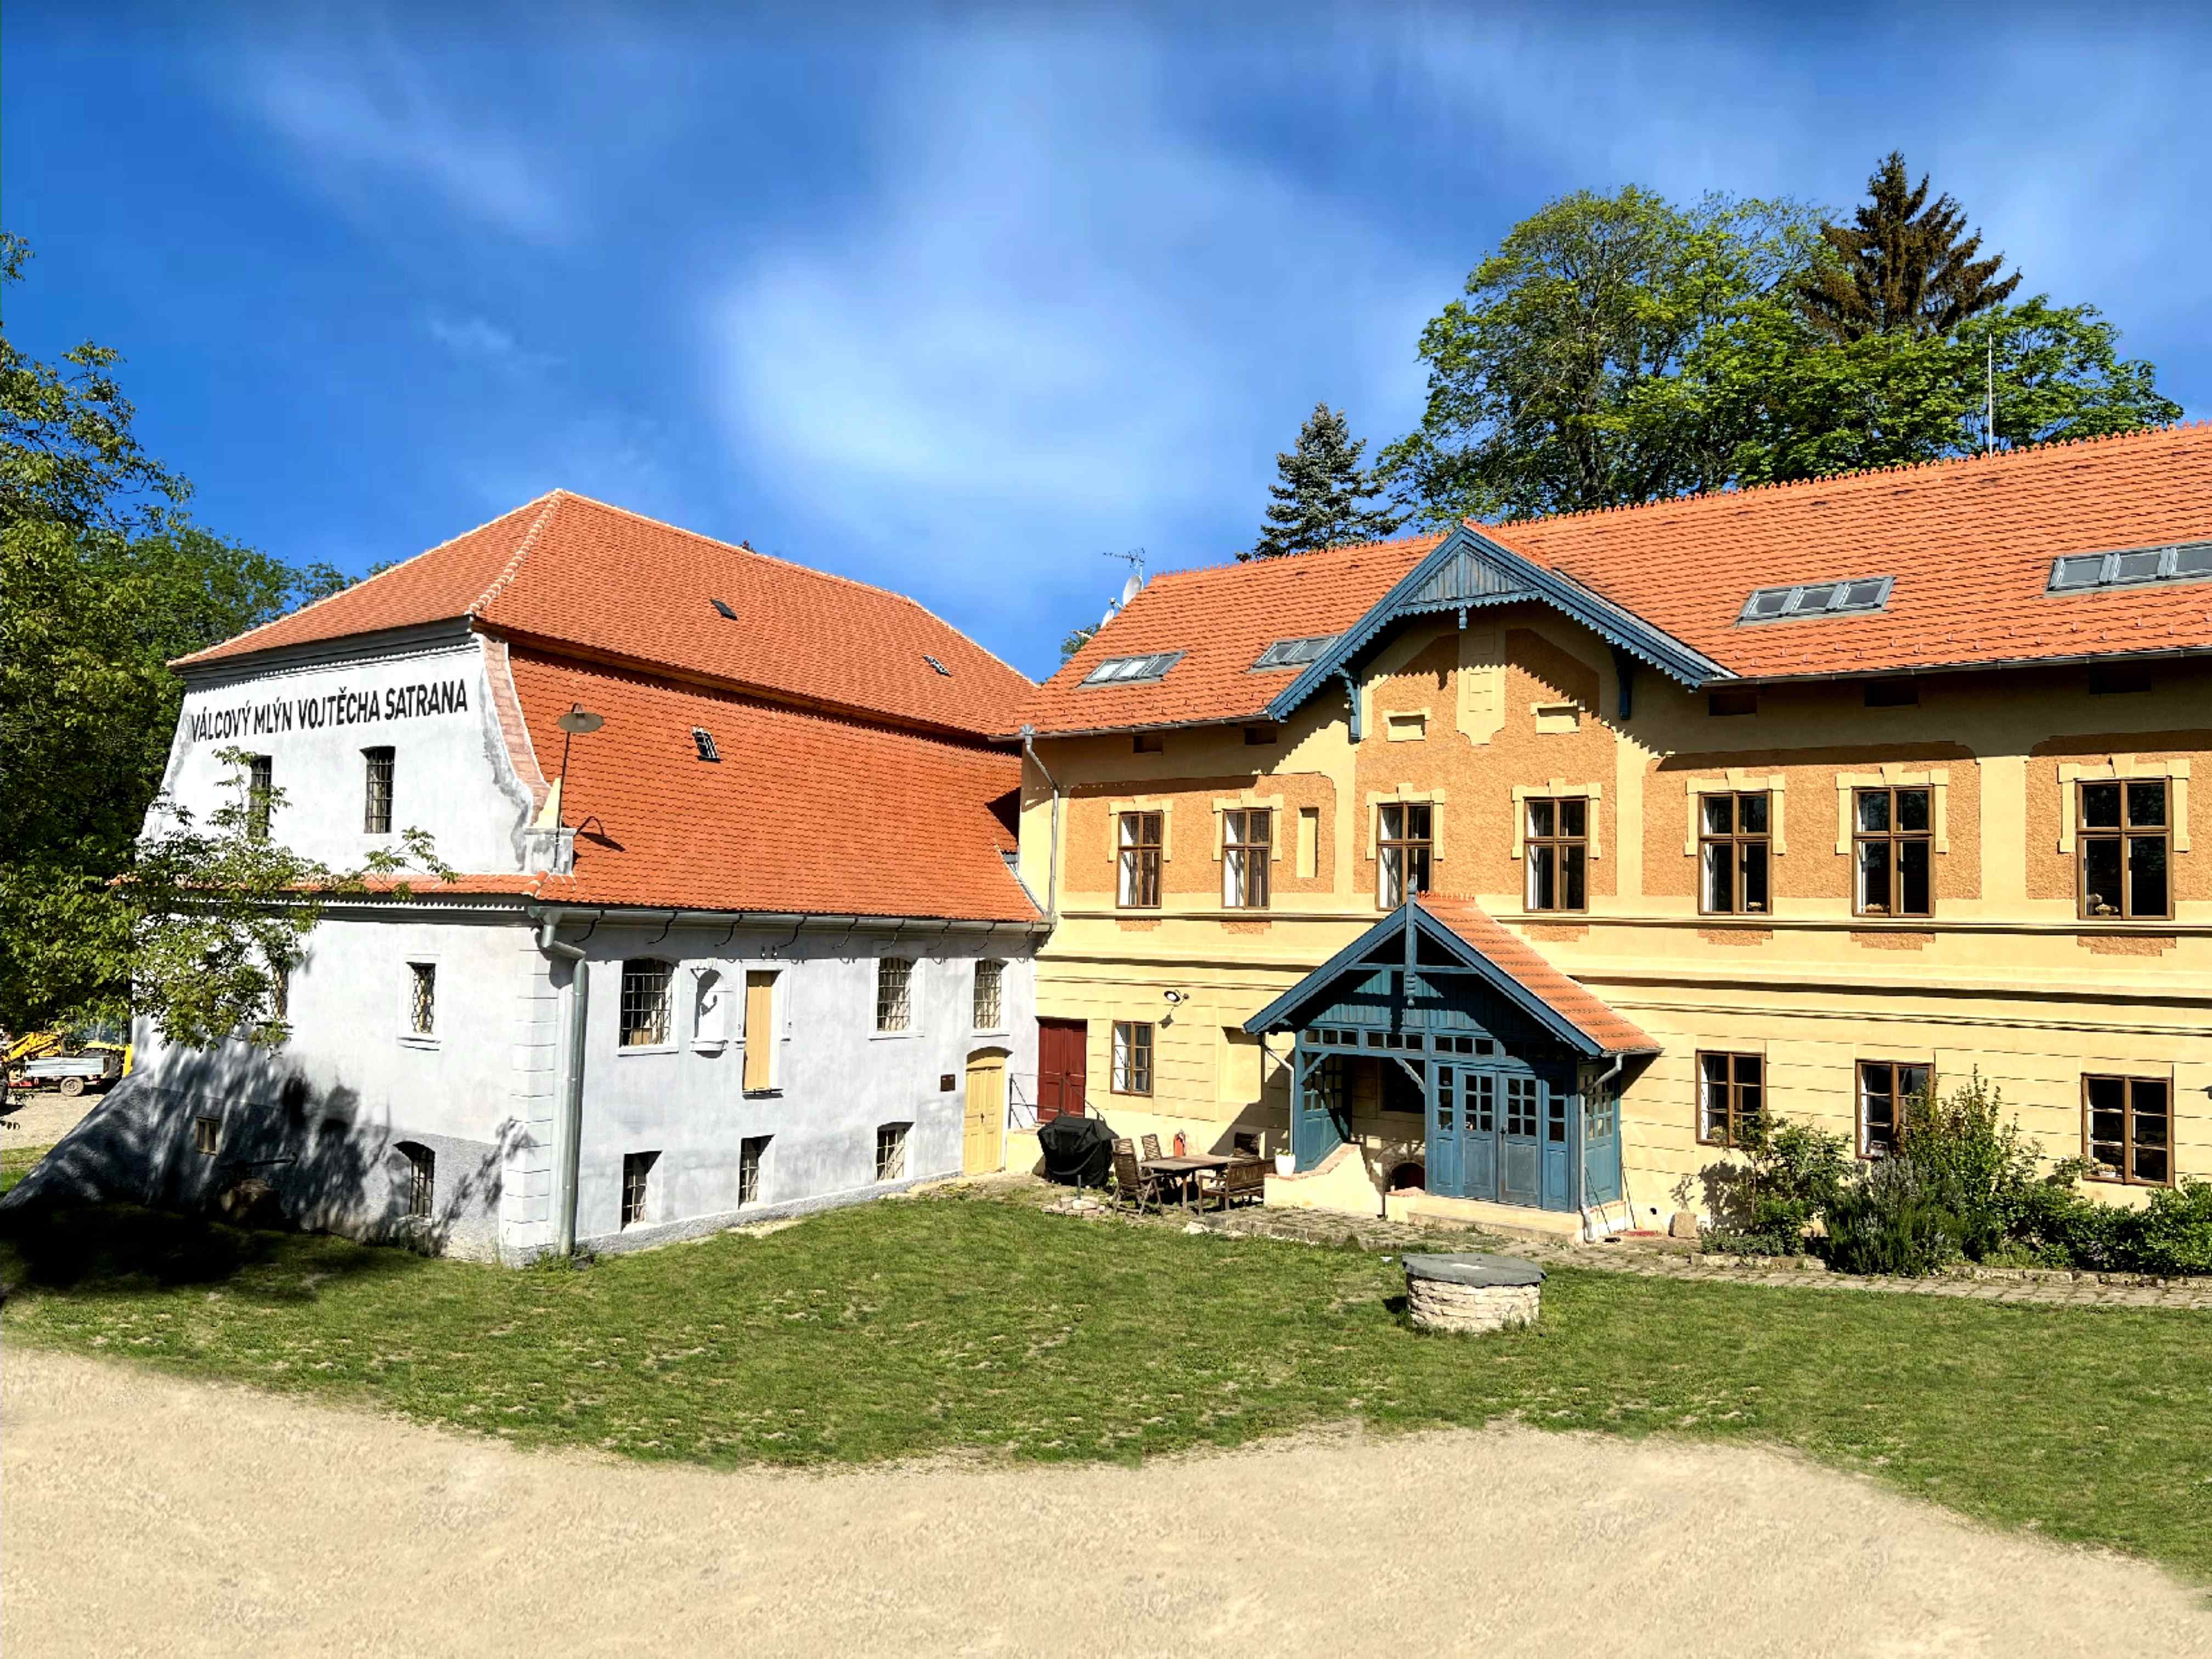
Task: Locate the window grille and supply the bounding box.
[1222,809,1271,909]
[2083,1075,2171,1186]
[972,960,1005,1030]
[876,957,914,1032]
[1118,812,1163,908]
[621,1150,658,1227]
[738,1136,769,1206]
[1377,803,1432,907]
[408,962,437,1036]
[1854,788,1932,917]
[1522,797,1587,912]
[619,960,673,1047]
[246,754,274,840]
[2077,780,2170,919]
[1699,793,1770,915]
[1856,1061,1930,1160]
[362,746,394,833]
[874,1122,910,1182]
[1697,1052,1764,1147]
[397,1142,435,1218]
[1111,1020,1153,1095]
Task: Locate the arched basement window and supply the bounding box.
[395,1141,435,1219]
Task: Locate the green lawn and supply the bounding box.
[4,1186,2209,1582]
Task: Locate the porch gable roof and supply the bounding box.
[1242,895,1658,1059]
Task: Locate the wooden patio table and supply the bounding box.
[1139,1154,1230,1212]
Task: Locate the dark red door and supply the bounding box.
[1036,1019,1088,1120]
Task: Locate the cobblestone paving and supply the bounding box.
[949,1175,2212,1311]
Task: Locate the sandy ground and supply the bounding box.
[4,1347,2206,1657]
[1,1091,96,1149]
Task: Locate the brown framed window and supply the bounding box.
[972,959,1005,1030]
[1854,787,1932,917]
[362,746,394,834]
[2078,780,2170,919]
[1118,811,1163,908]
[396,1142,435,1218]
[1855,1060,1930,1159]
[620,1150,657,1227]
[245,754,274,840]
[1699,793,1770,915]
[874,1122,910,1182]
[1697,1051,1764,1147]
[1111,1020,1154,1094]
[874,957,914,1032]
[619,959,673,1047]
[1223,809,1271,909]
[1523,797,1588,912]
[1378,803,1433,907]
[2083,1075,2171,1186]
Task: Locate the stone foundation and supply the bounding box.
[1403,1252,1544,1334]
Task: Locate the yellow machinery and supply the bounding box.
[3,1025,133,1098]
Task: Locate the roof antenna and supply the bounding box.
[1099,546,1147,626]
[1985,337,1995,453]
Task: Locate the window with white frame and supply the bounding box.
[972,959,1005,1030]
[406,962,437,1036]
[619,959,673,1047]
[874,1122,910,1182]
[876,957,914,1032]
[362,746,394,834]
[1111,1020,1154,1095]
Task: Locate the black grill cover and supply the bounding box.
[1037,1112,1116,1187]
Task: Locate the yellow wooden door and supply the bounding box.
[742,972,777,1092]
[963,1052,1006,1174]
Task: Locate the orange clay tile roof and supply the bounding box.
[177,492,1033,740]
[421,651,1037,922]
[1019,531,1448,735]
[1415,895,1656,1056]
[1018,425,2212,733]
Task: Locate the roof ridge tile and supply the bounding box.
[469,492,566,617]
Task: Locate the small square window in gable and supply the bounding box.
[1384,710,1427,742]
[1532,702,1581,734]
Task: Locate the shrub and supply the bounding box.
[1892,1071,2046,1258]
[2126,1181,2212,1276]
[1699,1116,1852,1255]
[1821,1158,1963,1276]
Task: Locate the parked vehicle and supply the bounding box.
[3,1025,132,1099]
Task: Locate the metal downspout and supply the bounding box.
[1019,725,1062,924]
[1583,1051,1628,1240]
[536,910,591,1256]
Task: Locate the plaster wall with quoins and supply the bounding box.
[1023,605,2212,1210]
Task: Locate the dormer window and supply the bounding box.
[1738,577,1892,624]
[1080,651,1184,686]
[2049,541,2212,592]
[1251,634,1339,670]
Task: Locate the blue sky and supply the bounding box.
[9,5,2209,680]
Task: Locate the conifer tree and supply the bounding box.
[1795,151,2021,341]
[1240,402,1403,560]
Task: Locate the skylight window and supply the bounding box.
[1080,651,1184,687]
[923,654,951,675]
[1251,634,1340,670]
[2049,541,2212,593]
[692,727,720,762]
[710,598,737,619]
[1737,577,1893,624]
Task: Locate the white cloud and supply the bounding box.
[709,36,1448,617]
[239,54,574,243]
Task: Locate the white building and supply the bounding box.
[45,492,1043,1260]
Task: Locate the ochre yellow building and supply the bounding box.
[1009,427,2212,1237]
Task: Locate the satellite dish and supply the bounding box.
[1099,601,1120,629]
[556,708,603,735]
[1120,570,1143,606]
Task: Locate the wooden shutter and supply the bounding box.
[743,972,777,1092]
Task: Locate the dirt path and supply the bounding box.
[4,1345,2205,1657]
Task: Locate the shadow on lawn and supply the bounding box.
[0,1200,419,1297]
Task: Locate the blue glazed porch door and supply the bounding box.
[1291,1049,1345,1171]
[1540,1077,1573,1211]
[1583,1079,1623,1206]
[1427,1063,1463,1196]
